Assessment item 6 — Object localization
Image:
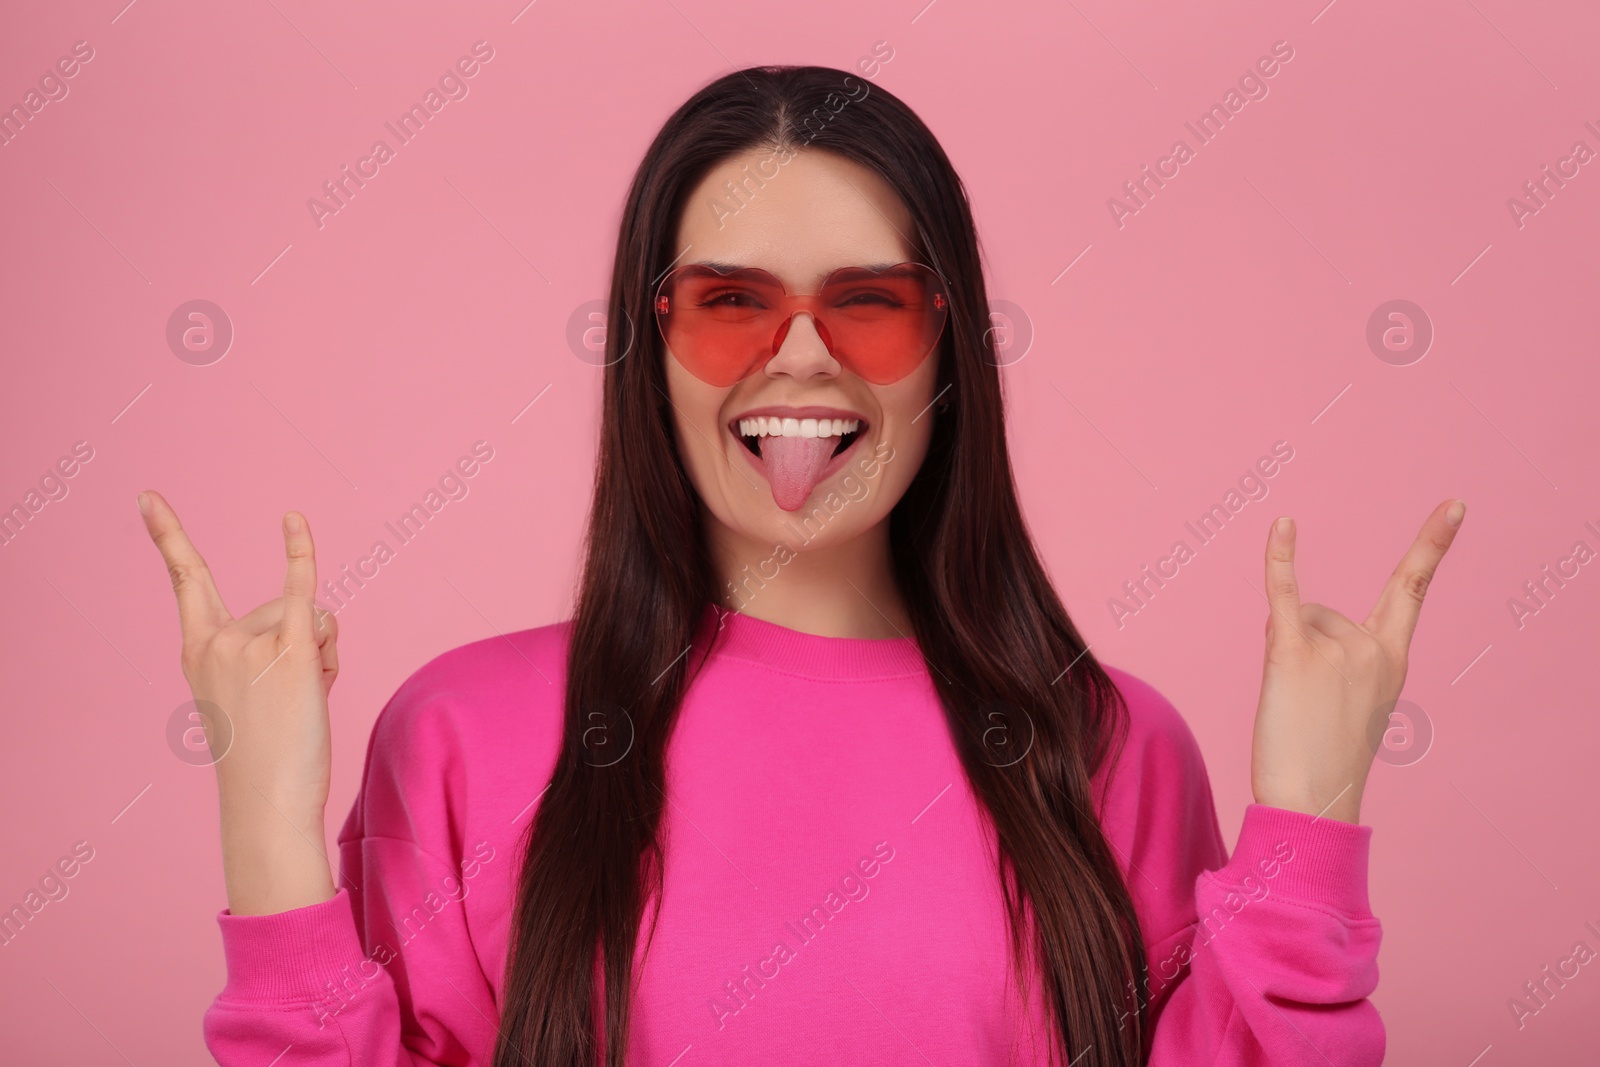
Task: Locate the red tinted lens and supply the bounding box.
[656,267,786,387]
[816,265,947,385]
[655,263,948,386]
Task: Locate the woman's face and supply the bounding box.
[662,147,940,560]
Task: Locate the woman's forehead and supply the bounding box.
[672,149,917,283]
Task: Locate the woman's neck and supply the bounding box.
[706,514,912,639]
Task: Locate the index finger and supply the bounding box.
[138,490,232,639]
[1364,498,1465,649]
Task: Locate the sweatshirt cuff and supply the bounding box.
[216,887,370,1004]
[1210,803,1374,919]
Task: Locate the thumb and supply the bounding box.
[281,511,317,648]
[1263,515,1304,652]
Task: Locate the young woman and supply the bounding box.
[140,66,1463,1066]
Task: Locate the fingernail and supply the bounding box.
[136,492,150,516]
[284,512,304,534]
[1446,500,1465,527]
[1275,516,1293,537]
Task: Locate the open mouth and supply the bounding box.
[734,416,864,460]
[728,411,871,512]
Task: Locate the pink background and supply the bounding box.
[3,0,1597,1061]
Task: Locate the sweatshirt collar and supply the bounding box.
[693,603,927,680]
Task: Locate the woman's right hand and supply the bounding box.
[139,490,340,916]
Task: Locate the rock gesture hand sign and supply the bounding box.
[138,489,340,916]
[1251,498,1466,824]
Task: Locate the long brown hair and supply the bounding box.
[495,65,1149,1067]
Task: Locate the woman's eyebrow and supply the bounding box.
[691,260,905,279]
[691,260,752,273]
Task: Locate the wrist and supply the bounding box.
[220,822,337,916]
[217,776,327,836]
[1253,779,1365,824]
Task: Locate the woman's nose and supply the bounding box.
[763,311,841,379]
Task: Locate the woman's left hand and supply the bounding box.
[1250,498,1466,824]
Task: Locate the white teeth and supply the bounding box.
[738,416,862,438]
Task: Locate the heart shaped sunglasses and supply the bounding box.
[653,261,950,386]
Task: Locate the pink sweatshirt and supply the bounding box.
[203,607,1385,1065]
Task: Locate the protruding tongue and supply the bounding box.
[761,435,837,511]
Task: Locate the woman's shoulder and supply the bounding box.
[1092,662,1223,844]
[337,620,574,858]
[364,619,574,778]
[1094,662,1231,940]
[388,618,574,707]
[1097,661,1207,775]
